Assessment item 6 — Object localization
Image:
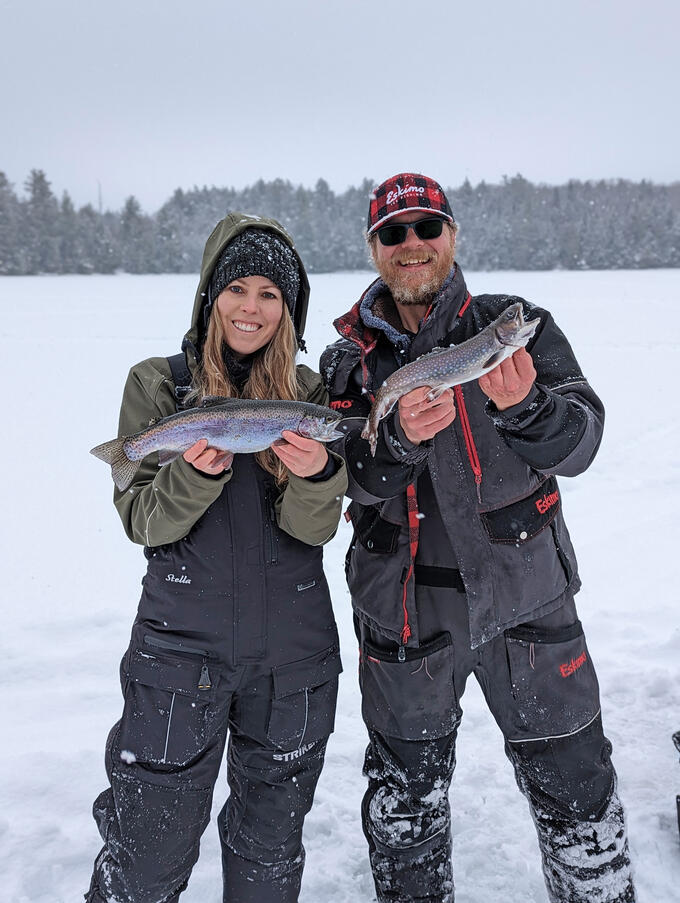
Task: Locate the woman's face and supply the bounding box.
[216,275,284,357]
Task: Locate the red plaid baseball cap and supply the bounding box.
[367,172,454,235]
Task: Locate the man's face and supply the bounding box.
[370,212,456,306]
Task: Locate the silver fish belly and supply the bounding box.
[91,397,343,490]
[361,302,539,455]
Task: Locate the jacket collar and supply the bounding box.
[334,264,469,353]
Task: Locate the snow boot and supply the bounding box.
[531,790,635,902]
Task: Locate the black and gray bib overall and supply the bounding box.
[87,455,341,903]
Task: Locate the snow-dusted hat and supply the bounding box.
[367,172,455,235]
[209,228,301,317]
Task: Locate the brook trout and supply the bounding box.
[91,397,344,490]
[361,302,539,455]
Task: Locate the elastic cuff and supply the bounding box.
[385,413,431,463]
[486,385,550,429]
[305,451,340,482]
[287,455,347,493]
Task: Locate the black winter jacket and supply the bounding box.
[321,265,604,649]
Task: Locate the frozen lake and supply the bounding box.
[1,268,678,902]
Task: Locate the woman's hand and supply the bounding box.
[272,431,329,477]
[398,386,456,445]
[183,439,233,475]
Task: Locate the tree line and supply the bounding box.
[1,169,679,275]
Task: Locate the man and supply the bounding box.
[320,173,635,902]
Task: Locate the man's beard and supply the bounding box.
[374,237,455,307]
[391,272,446,306]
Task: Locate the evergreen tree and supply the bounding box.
[78,204,119,273]
[119,195,155,273]
[59,192,82,273]
[22,169,61,273]
[0,172,22,274]
[1,170,679,274]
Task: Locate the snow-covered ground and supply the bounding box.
[1,269,678,902]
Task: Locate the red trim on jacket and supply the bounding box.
[336,289,481,647]
[400,482,420,645]
[455,294,482,497]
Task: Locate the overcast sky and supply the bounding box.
[2,0,677,213]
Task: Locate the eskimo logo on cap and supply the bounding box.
[367,172,454,234]
[386,183,426,205]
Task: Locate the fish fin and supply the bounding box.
[360,421,378,457]
[361,392,399,457]
[157,449,181,466]
[199,395,235,407]
[481,350,505,370]
[425,385,450,402]
[414,347,446,362]
[90,437,140,491]
[90,436,125,464]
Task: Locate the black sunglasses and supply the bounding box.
[375,217,445,247]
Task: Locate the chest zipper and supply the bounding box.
[143,634,212,691]
[263,488,278,566]
[453,384,483,503]
[198,663,212,689]
[453,294,483,502]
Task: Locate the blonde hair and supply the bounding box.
[189,302,300,485]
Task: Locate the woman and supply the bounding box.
[86,213,347,903]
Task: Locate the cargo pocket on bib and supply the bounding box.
[118,644,219,768]
[504,619,601,743]
[267,644,342,750]
[360,633,456,741]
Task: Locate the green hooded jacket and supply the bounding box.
[112,212,347,548]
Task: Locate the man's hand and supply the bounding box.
[398,387,456,445]
[478,348,536,410]
[272,430,329,477]
[183,439,233,474]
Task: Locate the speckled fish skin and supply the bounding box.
[361,302,540,455]
[90,397,343,490]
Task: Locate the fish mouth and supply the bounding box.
[319,418,345,441]
[297,417,344,442]
[511,318,540,345]
[495,317,539,347]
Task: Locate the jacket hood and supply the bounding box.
[184,212,311,364]
[333,264,464,353]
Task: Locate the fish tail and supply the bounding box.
[361,389,401,457]
[90,437,140,491]
[360,420,379,457]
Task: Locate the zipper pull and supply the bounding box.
[198,664,212,690]
[398,645,406,663]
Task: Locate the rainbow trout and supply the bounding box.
[91,397,344,490]
[362,302,539,455]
